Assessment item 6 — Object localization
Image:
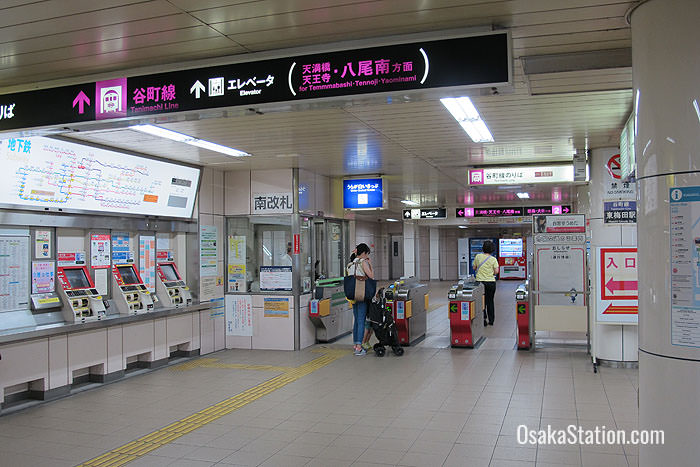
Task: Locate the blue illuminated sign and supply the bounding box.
[343,178,384,209]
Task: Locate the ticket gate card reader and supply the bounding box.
[388,278,428,345]
[515,282,532,349]
[111,264,154,315]
[448,280,484,347]
[308,277,352,342]
[56,266,106,323]
[156,262,192,307]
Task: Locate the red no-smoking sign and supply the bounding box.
[606,154,621,179]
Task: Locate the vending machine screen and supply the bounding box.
[118,265,140,284]
[64,268,91,289]
[160,264,180,281]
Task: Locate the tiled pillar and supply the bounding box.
[632,1,700,465]
[403,221,415,277]
[430,228,440,280]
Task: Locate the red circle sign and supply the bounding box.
[607,154,621,179]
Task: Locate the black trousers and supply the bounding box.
[481,281,497,324]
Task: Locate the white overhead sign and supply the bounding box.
[468,165,574,185]
[0,136,200,218]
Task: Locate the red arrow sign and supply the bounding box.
[72,91,90,114]
[603,304,638,314]
[605,277,637,294]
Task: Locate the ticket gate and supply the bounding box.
[56,266,107,323]
[309,278,353,342]
[386,277,427,345]
[448,279,484,347]
[515,281,532,349]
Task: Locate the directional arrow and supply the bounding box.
[190,80,205,98]
[563,206,570,213]
[603,304,638,314]
[605,277,638,294]
[403,210,411,218]
[458,209,464,216]
[72,91,90,114]
[449,303,458,313]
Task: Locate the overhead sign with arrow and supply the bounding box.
[596,246,638,324]
[403,208,447,220]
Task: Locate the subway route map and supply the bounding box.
[0,136,199,218]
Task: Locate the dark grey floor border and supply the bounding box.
[639,348,700,363]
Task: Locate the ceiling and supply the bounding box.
[0,0,637,217]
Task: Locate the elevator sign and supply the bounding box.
[596,247,638,323]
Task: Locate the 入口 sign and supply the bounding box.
[596,247,638,324]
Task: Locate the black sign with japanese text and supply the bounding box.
[0,32,509,131]
[403,208,447,219]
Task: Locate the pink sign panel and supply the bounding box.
[96,78,127,119]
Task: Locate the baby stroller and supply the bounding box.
[366,288,404,357]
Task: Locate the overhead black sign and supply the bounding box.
[403,208,447,219]
[456,205,571,218]
[0,32,510,131]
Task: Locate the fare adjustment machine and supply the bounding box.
[56,266,106,323]
[448,278,485,347]
[111,264,155,315]
[156,262,192,307]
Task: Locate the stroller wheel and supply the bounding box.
[393,347,404,356]
[375,347,386,357]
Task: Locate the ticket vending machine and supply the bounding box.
[56,266,106,323]
[515,282,532,349]
[155,262,192,307]
[111,264,155,315]
[447,279,484,347]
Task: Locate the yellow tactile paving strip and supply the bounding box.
[171,357,295,373]
[76,349,350,467]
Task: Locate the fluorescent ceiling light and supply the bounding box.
[440,97,494,143]
[386,218,400,222]
[401,199,419,206]
[516,192,530,199]
[130,124,250,157]
[458,225,467,229]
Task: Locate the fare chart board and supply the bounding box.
[0,137,200,219]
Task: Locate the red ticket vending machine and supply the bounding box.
[56,265,106,323]
[498,238,526,279]
[111,264,155,315]
[447,281,484,347]
[156,262,192,307]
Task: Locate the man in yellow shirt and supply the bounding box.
[473,240,499,327]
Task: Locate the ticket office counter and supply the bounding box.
[224,215,348,351]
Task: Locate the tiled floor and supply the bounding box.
[0,281,639,467]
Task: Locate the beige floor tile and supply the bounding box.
[357,448,405,465]
[182,445,236,462]
[581,451,628,466]
[397,450,448,467]
[536,447,582,465]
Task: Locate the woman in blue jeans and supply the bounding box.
[347,243,374,355]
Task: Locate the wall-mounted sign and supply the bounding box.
[403,208,447,219]
[597,247,638,324]
[0,137,200,219]
[468,165,574,185]
[604,201,637,223]
[344,178,384,209]
[251,192,293,214]
[456,205,571,218]
[533,214,585,234]
[260,266,292,291]
[0,32,510,132]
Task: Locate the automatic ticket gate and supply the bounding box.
[309,278,353,342]
[386,277,427,345]
[515,281,533,349]
[448,279,484,347]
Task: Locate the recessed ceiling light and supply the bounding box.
[386,218,400,222]
[401,199,419,206]
[130,124,250,157]
[516,192,530,199]
[440,97,494,143]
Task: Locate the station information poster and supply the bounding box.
[596,247,638,324]
[111,232,132,264]
[228,235,246,293]
[670,186,700,347]
[0,235,29,311]
[225,294,253,336]
[31,261,55,294]
[57,251,86,266]
[264,297,290,318]
[0,136,200,219]
[200,225,218,277]
[139,235,156,292]
[35,229,51,259]
[260,266,293,291]
[90,233,111,269]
